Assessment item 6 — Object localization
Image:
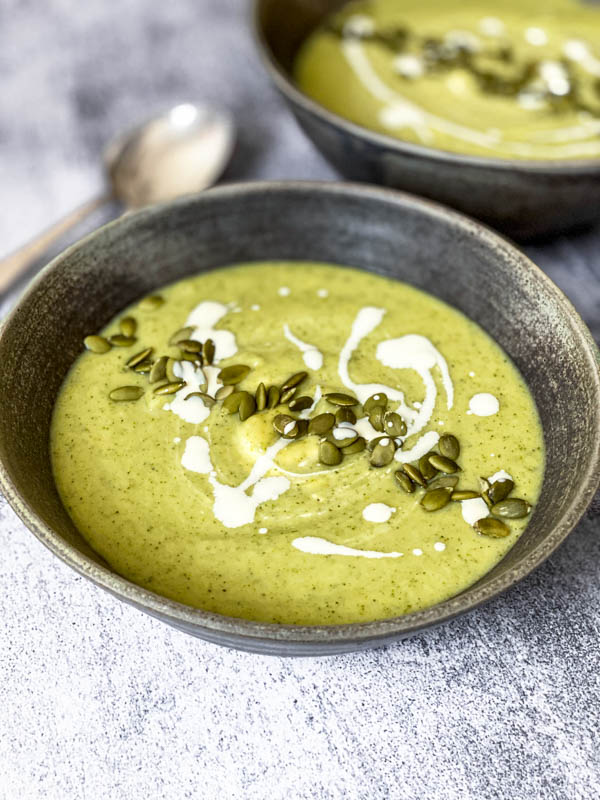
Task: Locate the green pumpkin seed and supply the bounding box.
[109,385,144,402]
[223,391,247,413]
[308,413,335,436]
[109,334,136,347]
[370,438,396,467]
[403,464,427,487]
[149,356,168,384]
[336,407,356,425]
[319,440,342,466]
[126,347,154,369]
[203,338,216,365]
[342,436,366,455]
[329,428,359,447]
[488,479,515,504]
[273,414,296,435]
[281,372,308,392]
[383,412,406,437]
[139,294,164,311]
[369,406,385,432]
[119,316,137,337]
[367,436,390,452]
[428,475,460,491]
[439,433,460,461]
[153,381,185,396]
[289,396,313,412]
[267,386,281,409]
[419,453,438,481]
[239,393,256,422]
[255,382,267,411]
[280,386,297,404]
[132,360,153,374]
[428,454,461,474]
[324,392,358,407]
[364,393,387,413]
[491,498,532,519]
[218,364,250,385]
[178,338,203,354]
[479,477,493,508]
[84,335,111,354]
[166,357,179,383]
[169,326,195,346]
[475,518,511,538]
[215,384,235,401]
[451,490,480,501]
[179,352,203,364]
[421,487,452,512]
[184,391,215,407]
[394,470,415,493]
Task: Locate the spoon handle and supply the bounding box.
[0,195,109,295]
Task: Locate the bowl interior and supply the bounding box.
[0,182,598,653]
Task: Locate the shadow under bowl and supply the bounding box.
[0,181,599,655]
[254,0,600,241]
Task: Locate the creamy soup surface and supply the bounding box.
[295,0,600,159]
[51,262,544,625]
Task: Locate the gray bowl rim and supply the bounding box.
[252,0,600,174]
[1,180,599,650]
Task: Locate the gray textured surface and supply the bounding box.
[0,1,599,798]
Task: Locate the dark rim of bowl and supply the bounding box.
[251,0,600,174]
[1,181,599,648]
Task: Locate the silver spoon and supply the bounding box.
[0,103,235,294]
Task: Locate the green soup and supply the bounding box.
[295,0,600,160]
[51,263,544,625]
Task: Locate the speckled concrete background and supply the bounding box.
[0,2,599,798]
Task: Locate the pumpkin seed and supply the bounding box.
[403,464,427,487]
[324,392,358,407]
[215,384,235,401]
[218,364,250,385]
[428,475,459,490]
[126,347,154,369]
[319,440,342,466]
[203,338,216,365]
[223,391,247,413]
[166,357,179,383]
[255,382,267,411]
[428,454,461,474]
[169,326,195,346]
[153,381,185,396]
[451,490,480,501]
[364,393,387,413]
[488,479,514,504]
[179,352,203,364]
[84,335,111,354]
[439,433,460,460]
[329,428,359,447]
[479,477,493,508]
[491,498,532,519]
[342,436,366,455]
[109,334,136,347]
[281,372,308,392]
[367,436,390,452]
[109,385,144,402]
[267,386,281,409]
[178,339,203,354]
[149,356,168,384]
[421,487,452,512]
[280,386,297,404]
[370,438,396,467]
[336,406,356,425]
[119,316,137,337]
[139,294,164,311]
[184,392,215,407]
[394,470,415,493]
[132,360,152,374]
[273,414,296,435]
[369,406,385,432]
[308,413,335,435]
[419,453,438,481]
[289,395,313,412]
[239,393,256,421]
[475,518,511,538]
[383,412,406,437]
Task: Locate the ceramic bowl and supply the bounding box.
[253,0,600,241]
[0,181,598,655]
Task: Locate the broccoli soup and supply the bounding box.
[51,262,544,625]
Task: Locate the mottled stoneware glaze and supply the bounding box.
[254,0,600,240]
[0,182,598,655]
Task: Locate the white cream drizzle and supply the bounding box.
[362,503,396,523]
[164,362,220,425]
[468,392,500,416]
[292,536,403,559]
[283,324,324,370]
[186,300,237,362]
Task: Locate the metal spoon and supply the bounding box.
[0,103,235,294]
